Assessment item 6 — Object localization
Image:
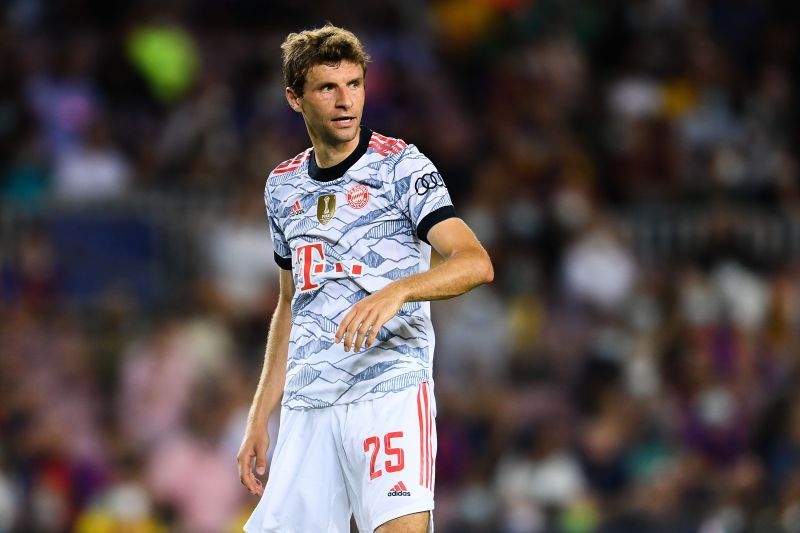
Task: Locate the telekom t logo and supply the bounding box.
[296,242,364,292]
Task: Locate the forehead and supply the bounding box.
[305,61,364,85]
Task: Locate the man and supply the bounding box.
[237,25,493,533]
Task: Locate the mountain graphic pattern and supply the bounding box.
[264,132,454,409]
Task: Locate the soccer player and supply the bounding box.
[237,25,493,533]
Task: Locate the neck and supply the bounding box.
[307,128,361,169]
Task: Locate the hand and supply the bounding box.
[335,284,406,352]
[237,426,270,496]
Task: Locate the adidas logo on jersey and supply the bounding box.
[290,199,304,217]
[387,481,411,497]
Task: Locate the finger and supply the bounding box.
[353,324,370,352]
[343,310,368,352]
[366,312,391,347]
[365,321,381,347]
[336,308,358,343]
[247,472,264,496]
[237,449,253,479]
[238,450,258,494]
[244,475,263,497]
[353,310,377,352]
[255,441,268,476]
[252,477,264,497]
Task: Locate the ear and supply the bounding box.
[286,87,303,113]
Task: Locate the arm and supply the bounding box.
[237,268,294,496]
[335,217,493,352]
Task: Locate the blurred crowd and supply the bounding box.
[1,0,799,531]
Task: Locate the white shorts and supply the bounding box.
[244,381,437,533]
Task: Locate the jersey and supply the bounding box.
[264,126,455,410]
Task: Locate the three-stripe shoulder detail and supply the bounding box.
[368,132,408,157]
[272,149,311,175]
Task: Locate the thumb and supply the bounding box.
[255,442,268,476]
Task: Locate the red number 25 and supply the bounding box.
[363,432,404,480]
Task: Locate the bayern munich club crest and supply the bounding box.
[347,184,369,209]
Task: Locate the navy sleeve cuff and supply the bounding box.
[416,205,457,245]
[274,252,292,270]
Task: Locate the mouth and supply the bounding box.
[332,116,357,127]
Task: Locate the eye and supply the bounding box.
[348,80,362,88]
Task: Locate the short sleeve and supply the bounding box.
[264,183,292,270]
[392,145,456,244]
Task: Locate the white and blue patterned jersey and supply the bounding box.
[265,127,456,410]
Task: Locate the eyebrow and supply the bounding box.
[314,76,363,88]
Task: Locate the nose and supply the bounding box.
[335,86,352,109]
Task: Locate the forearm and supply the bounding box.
[247,299,292,426]
[334,218,493,352]
[392,247,493,303]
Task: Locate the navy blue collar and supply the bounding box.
[308,126,371,182]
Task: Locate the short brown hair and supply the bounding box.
[281,24,370,96]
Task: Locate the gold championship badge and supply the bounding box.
[317,194,336,225]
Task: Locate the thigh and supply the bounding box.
[375,511,430,533]
[244,406,352,533]
[341,382,437,532]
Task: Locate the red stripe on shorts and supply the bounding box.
[422,382,430,488]
[427,383,432,488]
[417,385,425,486]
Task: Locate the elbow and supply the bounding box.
[480,251,494,285]
[277,289,294,308]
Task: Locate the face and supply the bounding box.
[286,61,365,149]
